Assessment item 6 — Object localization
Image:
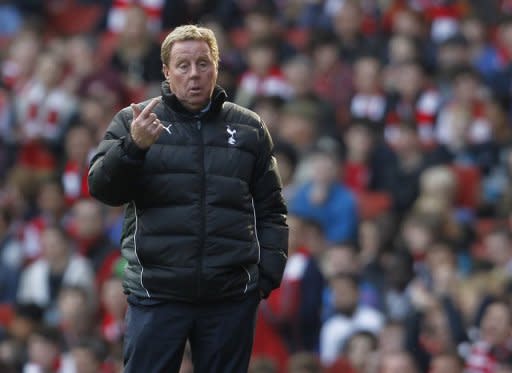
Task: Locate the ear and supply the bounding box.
[162,64,170,80]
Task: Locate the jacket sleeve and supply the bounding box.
[251,120,289,298]
[88,108,148,206]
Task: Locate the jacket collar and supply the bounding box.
[160,81,227,119]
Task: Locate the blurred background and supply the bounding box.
[1,0,512,372]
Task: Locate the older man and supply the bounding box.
[88,25,288,372]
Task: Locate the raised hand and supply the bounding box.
[130,97,164,149]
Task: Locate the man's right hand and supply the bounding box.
[130,97,164,149]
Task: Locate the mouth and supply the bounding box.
[189,87,201,94]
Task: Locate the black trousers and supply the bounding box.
[123,291,260,373]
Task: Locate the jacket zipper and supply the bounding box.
[132,201,151,297]
[197,119,205,299]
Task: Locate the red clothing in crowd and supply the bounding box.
[343,161,371,193]
[62,160,90,206]
[252,250,309,373]
[465,341,500,373]
[107,0,164,34]
[385,89,441,149]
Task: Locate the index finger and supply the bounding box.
[140,97,161,118]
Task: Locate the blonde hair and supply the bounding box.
[161,25,219,68]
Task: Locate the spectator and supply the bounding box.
[436,67,494,154]
[74,73,126,145]
[0,302,43,371]
[319,272,384,366]
[56,286,96,346]
[61,35,98,94]
[0,206,23,303]
[343,120,377,193]
[17,225,95,319]
[273,140,299,201]
[68,199,118,276]
[21,177,67,261]
[106,0,164,34]
[384,59,441,149]
[253,214,320,372]
[69,337,108,373]
[480,227,512,282]
[309,30,353,128]
[460,15,501,81]
[23,326,74,373]
[429,352,464,373]
[381,249,415,321]
[99,276,126,344]
[350,55,387,127]
[338,330,378,373]
[380,350,420,373]
[60,125,94,206]
[249,357,278,373]
[405,287,467,371]
[110,6,163,95]
[465,299,512,372]
[372,120,429,214]
[383,34,420,92]
[434,34,472,97]
[235,37,291,108]
[14,50,77,168]
[282,55,337,138]
[1,29,41,93]
[241,3,297,61]
[249,95,285,138]
[286,351,322,373]
[330,0,384,64]
[278,100,322,155]
[377,320,406,355]
[289,146,358,244]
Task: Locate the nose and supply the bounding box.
[189,63,199,77]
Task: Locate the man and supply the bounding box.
[380,350,419,373]
[88,25,288,372]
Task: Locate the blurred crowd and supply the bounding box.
[2,0,512,372]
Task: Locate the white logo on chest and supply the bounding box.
[162,122,172,135]
[226,125,236,145]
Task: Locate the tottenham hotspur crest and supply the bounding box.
[226,125,236,145]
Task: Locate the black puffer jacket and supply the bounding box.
[88,84,288,302]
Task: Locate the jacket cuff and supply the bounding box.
[258,275,275,299]
[122,136,148,160]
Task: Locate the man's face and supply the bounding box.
[163,40,217,112]
[481,303,511,346]
[429,355,462,373]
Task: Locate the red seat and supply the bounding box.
[356,191,392,220]
[451,164,481,209]
[229,28,249,49]
[0,304,13,327]
[285,28,310,51]
[45,0,103,36]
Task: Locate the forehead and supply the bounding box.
[169,40,212,60]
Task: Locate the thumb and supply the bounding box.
[130,103,142,119]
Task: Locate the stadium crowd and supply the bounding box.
[1,0,512,372]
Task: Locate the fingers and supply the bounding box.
[140,97,161,119]
[129,98,163,149]
[147,116,164,135]
[131,103,142,119]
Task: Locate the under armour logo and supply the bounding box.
[226,125,236,145]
